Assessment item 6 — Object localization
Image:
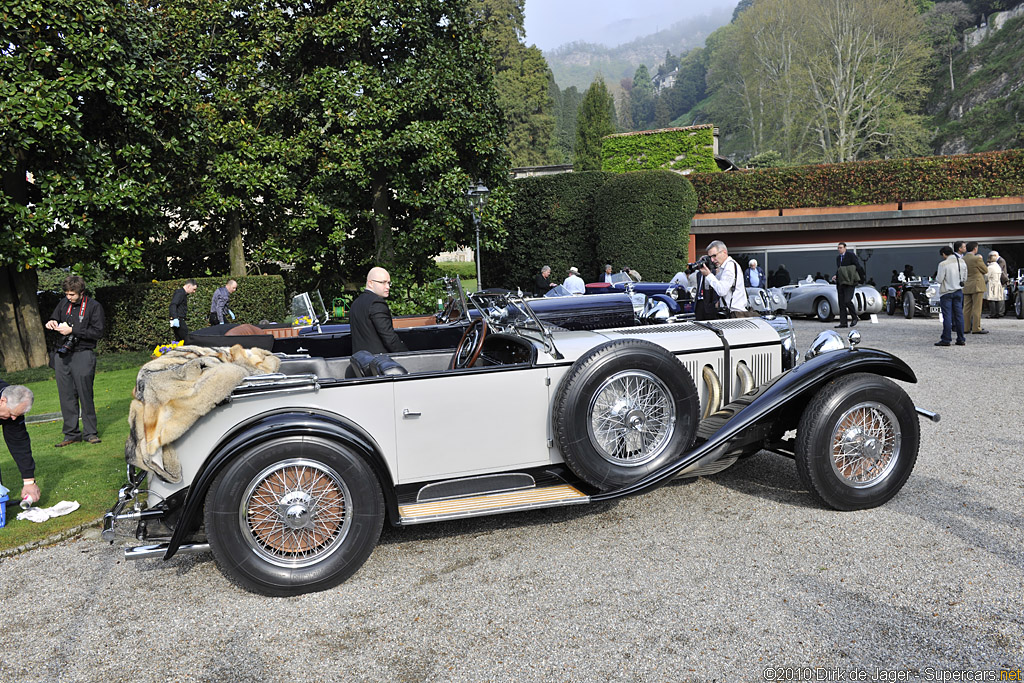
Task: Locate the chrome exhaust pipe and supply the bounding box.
[915,406,940,423]
[123,542,211,561]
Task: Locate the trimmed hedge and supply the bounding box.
[602,125,719,175]
[38,275,287,354]
[481,170,697,290]
[482,171,614,293]
[689,150,1024,214]
[593,171,697,281]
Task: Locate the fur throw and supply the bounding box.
[125,345,281,483]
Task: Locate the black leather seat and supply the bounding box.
[369,354,408,376]
[347,350,376,378]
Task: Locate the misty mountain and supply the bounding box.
[545,10,731,92]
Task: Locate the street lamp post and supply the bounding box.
[467,182,489,290]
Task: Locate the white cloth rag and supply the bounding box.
[17,500,80,523]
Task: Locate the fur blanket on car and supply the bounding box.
[125,345,281,483]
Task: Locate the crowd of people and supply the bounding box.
[933,241,1009,347]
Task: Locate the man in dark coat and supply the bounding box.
[169,279,197,342]
[834,242,864,328]
[0,381,40,504]
[533,265,555,296]
[46,274,105,446]
[350,267,408,355]
[744,259,766,288]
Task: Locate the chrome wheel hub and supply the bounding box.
[830,402,901,487]
[240,458,352,568]
[588,370,676,466]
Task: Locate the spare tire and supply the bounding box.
[552,339,699,491]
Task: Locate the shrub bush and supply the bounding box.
[592,170,697,281]
[37,275,287,354]
[482,171,614,293]
[689,150,1024,213]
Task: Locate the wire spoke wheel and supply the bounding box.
[588,370,676,466]
[240,458,352,567]
[829,402,901,488]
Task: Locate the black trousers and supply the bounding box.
[54,348,98,439]
[837,283,858,325]
[172,322,189,342]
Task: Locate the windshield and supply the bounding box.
[468,290,561,357]
[544,284,572,297]
[609,272,633,285]
[438,275,471,323]
[290,291,329,325]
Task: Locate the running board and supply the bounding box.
[398,484,589,524]
[123,542,211,561]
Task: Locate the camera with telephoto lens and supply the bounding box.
[56,334,79,356]
[685,254,714,274]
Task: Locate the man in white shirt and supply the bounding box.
[935,245,966,347]
[563,267,586,294]
[698,240,750,316]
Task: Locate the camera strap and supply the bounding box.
[65,296,87,323]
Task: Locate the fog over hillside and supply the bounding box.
[524,0,736,52]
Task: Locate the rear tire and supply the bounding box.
[553,340,699,491]
[885,294,896,316]
[205,436,384,596]
[1016,293,1023,319]
[795,374,919,510]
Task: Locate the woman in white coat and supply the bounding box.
[985,252,1005,318]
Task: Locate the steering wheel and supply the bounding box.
[449,319,488,369]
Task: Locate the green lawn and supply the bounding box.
[2,362,140,552]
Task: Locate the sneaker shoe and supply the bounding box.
[955,340,966,346]
[84,435,102,444]
[54,438,82,447]
[934,341,950,346]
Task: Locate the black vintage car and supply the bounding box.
[886,278,940,319]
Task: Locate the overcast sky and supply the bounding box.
[523,0,739,51]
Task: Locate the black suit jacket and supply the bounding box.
[349,290,408,355]
[169,287,189,320]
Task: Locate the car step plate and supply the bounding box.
[398,484,588,524]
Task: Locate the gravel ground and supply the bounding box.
[2,315,1022,682]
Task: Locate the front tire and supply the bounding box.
[815,298,833,322]
[552,340,699,491]
[205,436,384,596]
[1016,292,1023,319]
[902,292,916,319]
[795,373,919,510]
[885,294,896,316]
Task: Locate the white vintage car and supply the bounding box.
[782,278,883,322]
[105,290,935,596]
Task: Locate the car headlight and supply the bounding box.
[670,288,679,300]
[867,296,876,306]
[926,285,938,298]
[772,294,781,303]
[805,329,846,360]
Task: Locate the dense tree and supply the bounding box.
[471,0,558,167]
[707,0,930,163]
[1,0,192,369]
[575,77,617,171]
[924,2,974,91]
[555,85,583,163]
[630,65,656,130]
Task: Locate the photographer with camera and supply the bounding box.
[698,240,751,318]
[46,275,105,447]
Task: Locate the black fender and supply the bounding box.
[163,410,397,560]
[592,347,917,502]
[650,293,682,315]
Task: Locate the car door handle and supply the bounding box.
[403,409,421,418]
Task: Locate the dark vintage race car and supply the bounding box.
[106,291,937,596]
[1010,269,1024,319]
[885,278,940,319]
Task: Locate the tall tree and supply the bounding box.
[471,0,558,166]
[555,85,583,163]
[923,2,974,91]
[800,0,930,162]
[575,77,617,171]
[630,65,656,130]
[1,0,191,369]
